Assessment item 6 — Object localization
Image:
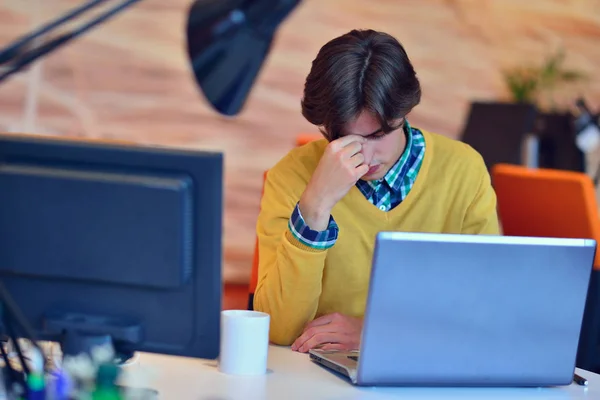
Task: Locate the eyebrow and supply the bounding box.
[342,119,404,139]
[343,127,383,138]
[361,128,384,138]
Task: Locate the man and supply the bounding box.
[253,29,499,352]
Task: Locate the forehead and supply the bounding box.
[342,111,382,137]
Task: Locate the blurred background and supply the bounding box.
[1,0,599,287]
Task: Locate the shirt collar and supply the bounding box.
[366,119,414,193]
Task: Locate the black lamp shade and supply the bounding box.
[186,0,301,116]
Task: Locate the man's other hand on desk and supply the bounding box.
[291,313,363,353]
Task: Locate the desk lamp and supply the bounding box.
[0,0,301,394]
[0,0,302,116]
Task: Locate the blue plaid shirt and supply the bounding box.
[288,121,426,250]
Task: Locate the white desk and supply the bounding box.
[132,346,600,399]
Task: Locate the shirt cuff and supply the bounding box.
[287,202,338,250]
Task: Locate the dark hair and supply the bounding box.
[301,29,421,141]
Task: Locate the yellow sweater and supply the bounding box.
[254,129,499,345]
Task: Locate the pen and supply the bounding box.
[50,368,72,400]
[573,373,588,386]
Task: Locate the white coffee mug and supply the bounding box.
[218,310,270,375]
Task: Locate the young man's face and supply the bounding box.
[341,110,407,181]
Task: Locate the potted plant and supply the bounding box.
[502,48,586,109]
[501,48,588,171]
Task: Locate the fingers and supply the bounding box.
[292,323,336,351]
[355,164,369,178]
[291,330,311,352]
[327,135,364,159]
[333,134,366,149]
[340,141,363,159]
[292,313,362,353]
[296,332,345,353]
[349,152,365,167]
[304,314,336,330]
[293,314,342,351]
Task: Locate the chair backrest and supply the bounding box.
[247,170,268,309]
[492,163,600,268]
[296,133,322,147]
[248,133,323,309]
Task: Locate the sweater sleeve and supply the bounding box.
[288,203,339,249]
[253,164,331,345]
[462,158,500,235]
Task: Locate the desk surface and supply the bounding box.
[132,346,600,399]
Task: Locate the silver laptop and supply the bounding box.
[309,232,596,387]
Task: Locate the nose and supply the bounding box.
[361,141,375,166]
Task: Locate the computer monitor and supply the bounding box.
[0,133,223,361]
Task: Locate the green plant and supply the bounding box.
[503,48,586,108]
[503,67,539,103]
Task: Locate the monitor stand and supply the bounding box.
[44,310,142,358]
[44,311,157,397]
[0,286,158,398]
[60,329,135,363]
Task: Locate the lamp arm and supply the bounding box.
[0,0,144,83]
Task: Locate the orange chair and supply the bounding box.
[492,163,600,372]
[492,164,600,267]
[247,170,268,310]
[248,134,322,309]
[296,133,322,147]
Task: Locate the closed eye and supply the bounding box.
[365,131,389,141]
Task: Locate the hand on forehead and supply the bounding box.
[340,111,404,140]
